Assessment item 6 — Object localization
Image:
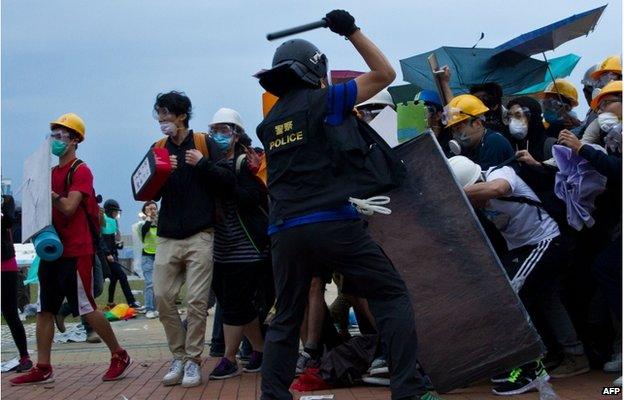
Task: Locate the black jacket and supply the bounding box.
[217,145,270,252]
[156,131,236,239]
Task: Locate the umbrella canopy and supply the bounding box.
[515,53,581,95]
[330,69,363,84]
[388,83,421,104]
[400,46,548,95]
[495,5,606,56]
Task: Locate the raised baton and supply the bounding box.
[266,19,327,41]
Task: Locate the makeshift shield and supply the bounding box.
[366,132,544,393]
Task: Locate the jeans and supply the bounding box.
[142,255,156,312]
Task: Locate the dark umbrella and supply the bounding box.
[495,5,606,56]
[400,46,548,95]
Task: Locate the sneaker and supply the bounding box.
[243,351,263,373]
[295,351,320,375]
[236,350,251,365]
[130,302,144,312]
[492,362,548,396]
[54,314,66,333]
[102,349,132,381]
[549,353,590,378]
[614,376,622,386]
[145,310,158,319]
[209,358,241,380]
[181,360,202,388]
[104,302,116,311]
[420,393,444,400]
[369,357,389,377]
[162,358,185,386]
[362,375,390,386]
[604,353,622,373]
[10,365,54,385]
[86,331,102,344]
[490,371,510,384]
[15,357,33,373]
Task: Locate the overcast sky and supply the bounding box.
[2,0,621,234]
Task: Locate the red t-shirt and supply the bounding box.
[52,159,95,257]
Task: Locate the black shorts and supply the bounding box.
[212,260,266,326]
[38,255,96,317]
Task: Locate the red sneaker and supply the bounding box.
[102,350,132,381]
[10,365,54,386]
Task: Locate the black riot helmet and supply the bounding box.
[256,39,328,97]
[103,199,121,216]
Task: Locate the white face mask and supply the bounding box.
[597,112,621,132]
[508,118,528,140]
[159,121,177,136]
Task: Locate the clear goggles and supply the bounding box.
[542,98,567,111]
[503,106,531,125]
[441,106,478,126]
[598,97,623,111]
[596,72,621,89]
[48,129,72,141]
[153,107,175,120]
[209,124,236,137]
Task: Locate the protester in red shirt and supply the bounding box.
[11,113,132,386]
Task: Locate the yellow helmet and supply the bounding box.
[591,55,622,80]
[538,79,579,107]
[443,94,489,128]
[591,80,622,111]
[50,113,86,142]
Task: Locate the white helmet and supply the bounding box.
[210,108,245,132]
[356,89,395,109]
[448,156,482,187]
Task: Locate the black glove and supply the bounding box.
[325,10,359,37]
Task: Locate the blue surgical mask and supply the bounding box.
[543,109,563,124]
[51,139,68,157]
[212,133,232,153]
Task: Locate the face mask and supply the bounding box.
[449,132,472,155]
[598,112,620,132]
[212,133,232,153]
[51,139,68,157]
[508,118,528,140]
[159,122,177,136]
[543,109,563,124]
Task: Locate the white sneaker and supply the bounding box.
[181,360,202,388]
[604,353,622,373]
[614,376,622,386]
[145,311,158,319]
[162,358,184,386]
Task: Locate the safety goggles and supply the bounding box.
[503,106,531,125]
[358,108,383,121]
[209,124,236,137]
[542,98,566,112]
[49,129,72,141]
[441,106,479,126]
[152,107,175,120]
[596,72,621,89]
[598,97,623,111]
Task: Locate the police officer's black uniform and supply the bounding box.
[255,11,430,400]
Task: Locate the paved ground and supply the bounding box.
[1,286,620,399]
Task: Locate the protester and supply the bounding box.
[354,88,395,123]
[102,199,141,309]
[139,201,159,319]
[2,194,32,372]
[558,81,622,383]
[415,89,445,138]
[150,91,235,388]
[537,79,582,138]
[582,57,622,145]
[469,82,509,138]
[255,9,440,400]
[505,97,548,160]
[11,113,131,385]
[205,107,271,380]
[448,155,588,394]
[443,94,515,169]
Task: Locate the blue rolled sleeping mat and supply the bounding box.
[33,225,63,261]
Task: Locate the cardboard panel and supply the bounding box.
[366,133,544,393]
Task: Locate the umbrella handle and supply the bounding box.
[267,19,328,41]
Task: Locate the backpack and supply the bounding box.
[154,132,210,157]
[62,159,102,250]
[235,153,268,188]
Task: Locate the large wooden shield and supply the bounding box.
[366,132,544,393]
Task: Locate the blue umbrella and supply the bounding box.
[400,46,547,95]
[495,5,606,56]
[515,53,581,94]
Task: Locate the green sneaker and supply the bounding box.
[420,392,443,400]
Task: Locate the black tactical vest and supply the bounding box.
[257,87,406,225]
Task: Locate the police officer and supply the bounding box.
[255,10,439,400]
